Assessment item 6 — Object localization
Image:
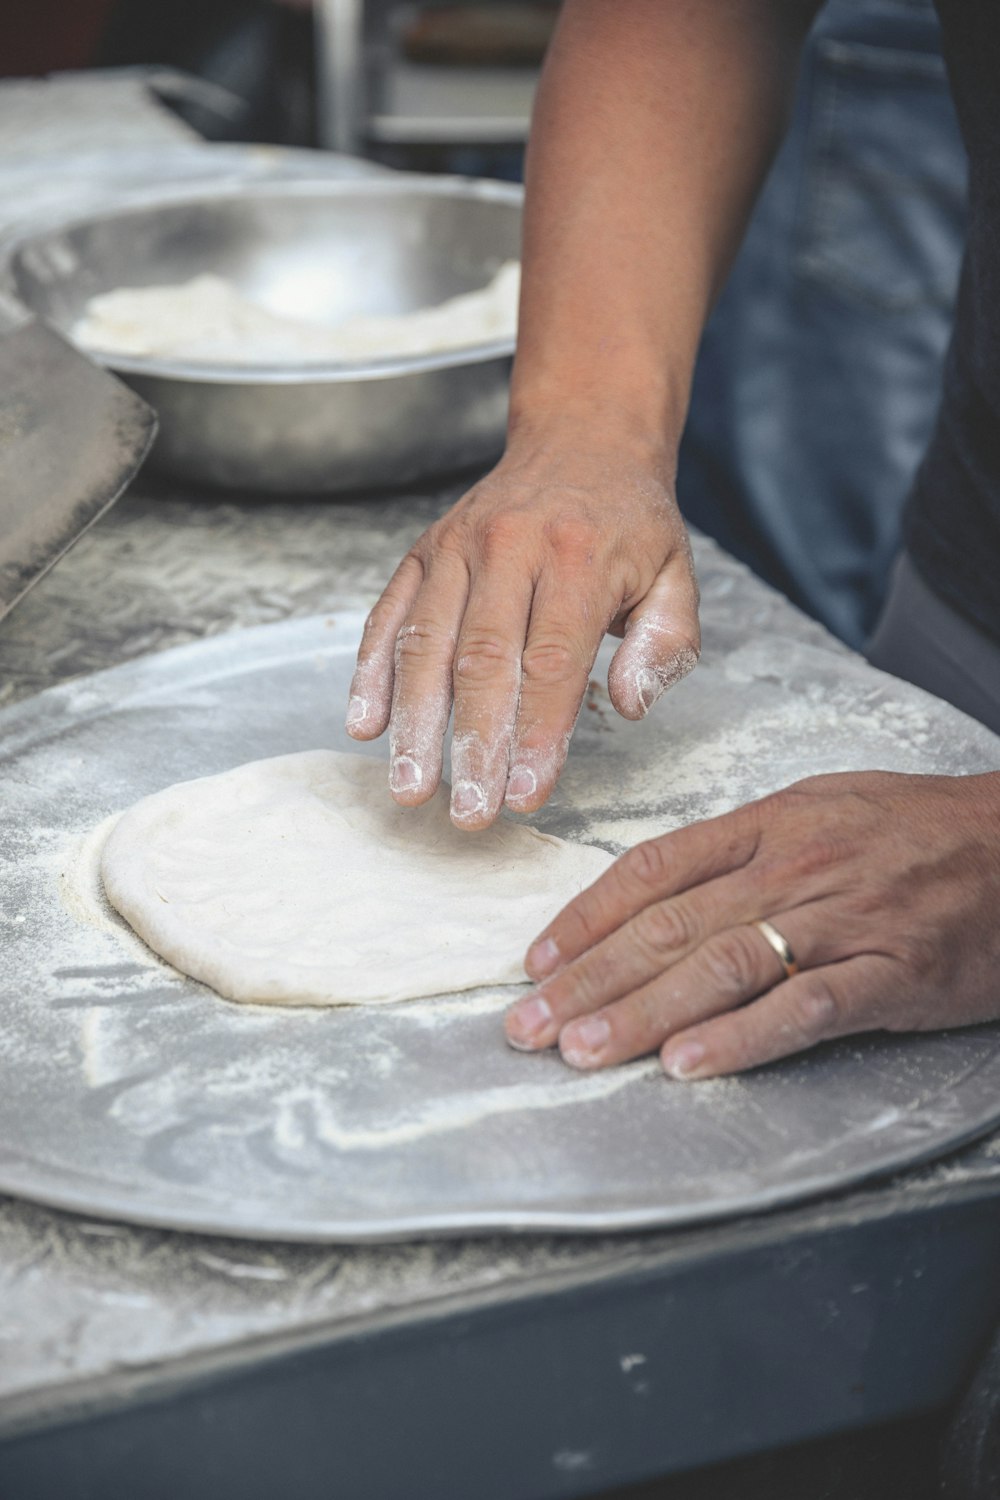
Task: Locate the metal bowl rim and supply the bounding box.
[12,173,522,384]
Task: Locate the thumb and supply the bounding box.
[607,560,700,720]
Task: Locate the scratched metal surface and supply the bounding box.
[2,592,999,1243]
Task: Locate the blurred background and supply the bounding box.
[0,0,556,177]
[0,0,968,651]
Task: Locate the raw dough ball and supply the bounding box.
[100,750,612,1006]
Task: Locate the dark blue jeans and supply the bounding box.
[679,0,967,649]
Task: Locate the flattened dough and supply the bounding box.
[100,750,613,1006]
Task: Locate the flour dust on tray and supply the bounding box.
[99,750,612,1006]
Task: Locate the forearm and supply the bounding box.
[510,0,820,455]
[350,8,816,820]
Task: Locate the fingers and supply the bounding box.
[385,552,470,806]
[346,554,423,741]
[508,870,765,1049]
[518,913,813,1068]
[525,808,761,981]
[448,570,534,829]
[658,956,896,1080]
[350,482,701,826]
[503,550,614,816]
[608,558,700,721]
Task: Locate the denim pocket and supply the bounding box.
[795,37,966,312]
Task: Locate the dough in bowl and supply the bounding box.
[74,263,520,365]
[100,750,612,1006]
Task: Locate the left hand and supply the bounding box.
[505,770,1000,1078]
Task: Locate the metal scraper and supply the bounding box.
[0,295,157,623]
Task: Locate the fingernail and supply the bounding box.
[526,936,560,978]
[452,781,486,819]
[662,1041,706,1080]
[561,1015,611,1067]
[389,755,422,793]
[506,765,537,802]
[635,667,665,717]
[506,993,553,1049]
[346,695,367,730]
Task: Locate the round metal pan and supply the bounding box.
[2,612,999,1242]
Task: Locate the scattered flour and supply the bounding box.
[270,1062,660,1153]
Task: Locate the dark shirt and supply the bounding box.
[905,1,1000,644]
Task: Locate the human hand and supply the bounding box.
[505,771,1000,1077]
[346,429,699,829]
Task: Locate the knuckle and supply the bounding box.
[431,535,474,577]
[622,837,671,892]
[895,929,937,976]
[419,520,471,569]
[797,833,847,879]
[543,515,601,558]
[454,631,519,685]
[834,883,884,929]
[381,550,424,599]
[362,595,399,640]
[755,787,799,825]
[521,636,581,687]
[701,929,762,995]
[633,900,693,957]
[394,620,455,667]
[555,950,607,1008]
[752,826,846,892]
[788,976,840,1039]
[479,514,526,557]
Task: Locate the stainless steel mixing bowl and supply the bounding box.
[9,175,522,492]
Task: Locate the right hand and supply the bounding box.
[345,424,700,829]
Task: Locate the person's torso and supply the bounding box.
[905,0,1000,643]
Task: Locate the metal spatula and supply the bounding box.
[0,295,156,623]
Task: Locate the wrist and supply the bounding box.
[495,410,678,499]
[505,400,678,478]
[509,323,691,450]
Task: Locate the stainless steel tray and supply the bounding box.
[2,611,999,1243]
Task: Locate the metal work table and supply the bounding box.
[3,476,1000,1498]
[3,74,1000,1500]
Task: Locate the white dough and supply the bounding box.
[100,750,612,1006]
[73,262,520,366]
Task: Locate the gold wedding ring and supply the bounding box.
[753,919,799,980]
